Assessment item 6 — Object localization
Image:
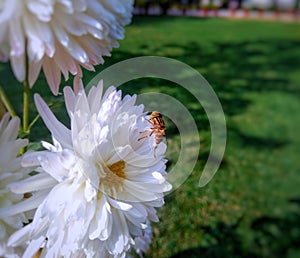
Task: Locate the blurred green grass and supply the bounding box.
[1,16,300,257]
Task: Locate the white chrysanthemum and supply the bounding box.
[0,113,29,257]
[7,81,171,257]
[0,0,133,95]
[132,219,152,257]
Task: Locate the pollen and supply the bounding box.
[98,160,126,198]
[108,160,126,179]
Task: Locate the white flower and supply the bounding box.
[0,0,133,95]
[0,113,29,257]
[132,219,152,257]
[8,81,171,257]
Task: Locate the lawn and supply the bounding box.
[1,16,300,257]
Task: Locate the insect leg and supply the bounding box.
[138,134,149,141]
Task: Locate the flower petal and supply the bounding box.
[42,56,61,95]
[34,93,72,149]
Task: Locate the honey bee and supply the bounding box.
[138,111,166,154]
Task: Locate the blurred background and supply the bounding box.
[133,0,300,20]
[1,1,300,257]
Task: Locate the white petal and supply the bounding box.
[88,81,104,113]
[108,198,132,211]
[8,223,31,247]
[106,211,130,255]
[89,197,111,241]
[37,152,70,181]
[9,173,56,194]
[0,116,19,141]
[64,86,76,115]
[0,191,48,217]
[42,56,61,95]
[34,94,72,149]
[10,54,25,82]
[23,236,45,258]
[28,59,42,87]
[27,1,53,22]
[22,150,46,167]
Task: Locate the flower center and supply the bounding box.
[98,160,126,199]
[108,160,126,179]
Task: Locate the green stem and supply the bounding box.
[23,78,30,136]
[19,79,30,155]
[28,113,40,132]
[0,85,17,117]
[22,41,30,138]
[20,46,30,155]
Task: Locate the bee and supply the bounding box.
[138,111,166,154]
